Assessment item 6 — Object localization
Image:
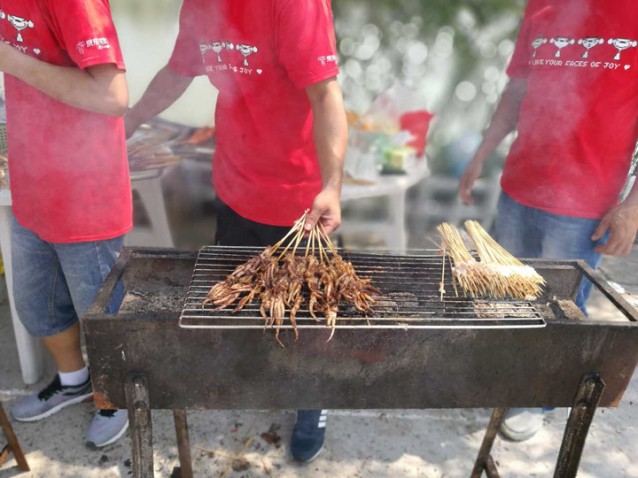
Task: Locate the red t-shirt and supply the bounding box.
[503,0,638,219]
[169,0,339,226]
[1,0,132,243]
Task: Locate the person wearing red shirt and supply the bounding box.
[125,0,347,463]
[460,0,638,441]
[0,0,131,448]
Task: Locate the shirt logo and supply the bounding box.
[77,37,111,54]
[317,54,337,66]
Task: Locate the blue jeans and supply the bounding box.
[495,193,607,313]
[11,217,124,337]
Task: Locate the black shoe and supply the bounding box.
[291,409,327,463]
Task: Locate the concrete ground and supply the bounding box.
[1,211,637,477]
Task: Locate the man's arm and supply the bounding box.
[459,78,527,205]
[125,65,194,138]
[303,77,347,234]
[592,178,638,256]
[0,43,127,116]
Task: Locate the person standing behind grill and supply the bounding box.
[459,0,638,442]
[0,0,132,448]
[125,0,347,463]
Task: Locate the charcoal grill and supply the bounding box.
[83,247,638,478]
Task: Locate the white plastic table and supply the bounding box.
[126,169,174,248]
[340,158,429,253]
[0,188,45,385]
[0,168,174,385]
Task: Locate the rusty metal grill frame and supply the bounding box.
[83,247,638,478]
[179,246,547,330]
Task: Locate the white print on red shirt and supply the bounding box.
[578,37,604,58]
[531,35,638,67]
[76,37,111,54]
[549,37,575,58]
[1,35,40,56]
[236,44,258,66]
[608,38,638,60]
[200,41,235,63]
[200,41,258,67]
[0,11,34,43]
[531,38,548,57]
[2,40,27,54]
[317,54,337,66]
[205,63,258,76]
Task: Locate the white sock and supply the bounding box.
[59,367,89,387]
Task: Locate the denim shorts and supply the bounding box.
[495,192,608,313]
[11,217,124,337]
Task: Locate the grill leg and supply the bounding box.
[471,407,506,478]
[554,374,605,478]
[172,410,193,478]
[0,403,30,471]
[126,374,154,478]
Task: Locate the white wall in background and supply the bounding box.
[111,0,218,128]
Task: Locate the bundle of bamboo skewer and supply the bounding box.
[436,223,491,299]
[437,221,545,301]
[465,220,546,299]
[203,211,380,346]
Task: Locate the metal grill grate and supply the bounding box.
[179,246,547,330]
[0,124,7,156]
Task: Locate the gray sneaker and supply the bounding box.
[86,409,129,449]
[11,374,93,422]
[499,408,544,442]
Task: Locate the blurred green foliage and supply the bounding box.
[334,0,524,19]
[334,0,525,75]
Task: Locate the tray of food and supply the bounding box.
[126,118,191,172]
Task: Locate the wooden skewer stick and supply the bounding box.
[273,211,309,250]
[439,246,447,301]
[317,223,338,255]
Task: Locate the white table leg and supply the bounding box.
[126,176,174,248]
[387,191,407,253]
[0,206,45,385]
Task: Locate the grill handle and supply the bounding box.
[577,260,638,322]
